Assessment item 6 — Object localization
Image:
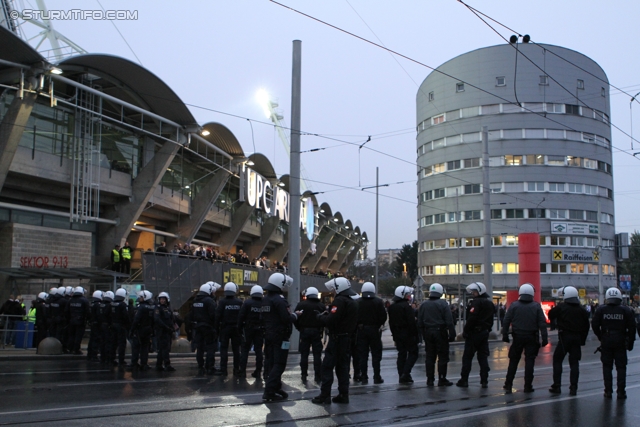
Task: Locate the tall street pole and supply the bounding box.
[288,40,302,350]
[482,126,492,296]
[375,166,379,289]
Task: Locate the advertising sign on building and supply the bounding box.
[551,221,598,235]
[551,249,599,263]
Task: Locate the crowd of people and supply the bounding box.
[9,276,640,404]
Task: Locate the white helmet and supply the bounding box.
[361,282,376,299]
[266,272,293,292]
[325,277,356,296]
[250,285,264,298]
[304,286,319,299]
[395,285,413,300]
[115,288,128,299]
[49,287,58,296]
[200,283,214,295]
[38,292,48,300]
[92,290,103,300]
[57,286,66,296]
[103,291,114,301]
[158,291,170,302]
[209,281,221,293]
[65,286,73,296]
[605,287,622,303]
[138,290,153,301]
[466,282,482,295]
[561,286,579,301]
[224,282,238,296]
[73,286,84,296]
[519,283,535,301]
[429,283,444,298]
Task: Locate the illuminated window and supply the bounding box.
[570,263,585,274]
[433,162,445,173]
[505,235,518,246]
[448,238,460,248]
[526,154,544,165]
[432,114,444,125]
[434,239,446,249]
[492,263,504,273]
[551,264,567,273]
[505,155,523,165]
[449,264,461,274]
[466,264,482,273]
[492,236,503,246]
[464,237,482,247]
[506,263,519,273]
[435,265,447,274]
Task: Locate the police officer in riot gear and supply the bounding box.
[215,282,243,376]
[295,286,326,383]
[129,290,155,370]
[548,286,590,395]
[87,291,103,361]
[457,282,495,388]
[592,287,636,399]
[33,292,49,351]
[154,292,175,371]
[388,285,420,385]
[355,282,387,385]
[312,277,358,404]
[238,285,265,379]
[99,291,114,364]
[49,286,68,350]
[66,287,90,355]
[111,288,131,367]
[187,282,218,375]
[418,283,456,387]
[262,272,300,402]
[501,283,548,393]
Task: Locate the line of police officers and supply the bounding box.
[29,274,639,403]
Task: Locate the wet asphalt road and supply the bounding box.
[1,333,639,426]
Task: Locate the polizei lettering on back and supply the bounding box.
[603,314,624,320]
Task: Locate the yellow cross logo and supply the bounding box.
[553,250,563,260]
[593,251,599,261]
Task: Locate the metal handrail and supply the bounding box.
[0,314,33,350]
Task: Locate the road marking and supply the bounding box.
[391,383,640,426]
[0,369,111,376]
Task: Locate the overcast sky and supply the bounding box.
[16,0,640,251]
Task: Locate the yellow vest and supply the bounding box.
[28,307,36,323]
[121,247,131,260]
[112,249,121,262]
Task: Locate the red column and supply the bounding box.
[518,233,541,302]
[505,290,519,308]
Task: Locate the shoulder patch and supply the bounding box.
[331,306,338,314]
[470,307,475,313]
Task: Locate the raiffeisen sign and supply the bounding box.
[244,167,316,241]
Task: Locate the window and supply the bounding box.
[433,162,445,173]
[529,208,546,218]
[466,264,482,273]
[551,264,567,273]
[422,190,433,201]
[496,76,506,86]
[434,213,446,224]
[447,186,461,197]
[505,155,523,165]
[434,239,446,249]
[526,154,544,165]
[585,185,598,195]
[567,156,581,167]
[447,110,460,121]
[570,236,584,246]
[549,209,567,219]
[540,235,547,245]
[527,182,544,192]
[505,235,518,246]
[546,103,564,113]
[447,134,461,145]
[549,182,565,192]
[503,129,523,139]
[568,183,583,193]
[570,263,585,274]
[601,87,606,97]
[505,209,524,219]
[464,210,481,220]
[547,129,564,139]
[547,155,565,165]
[601,213,613,224]
[583,159,597,169]
[456,83,465,92]
[449,238,460,248]
[429,91,434,102]
[491,209,502,219]
[577,79,584,90]
[569,210,584,220]
[424,266,434,275]
[492,236,503,246]
[504,182,524,192]
[540,264,548,273]
[461,106,479,118]
[539,75,549,85]
[447,160,461,170]
[433,138,445,149]
[435,265,446,274]
[586,211,598,222]
[423,166,433,177]
[434,188,445,198]
[464,184,481,194]
[448,212,459,222]
[422,215,433,226]
[490,183,503,193]
[586,264,598,274]
[583,133,595,143]
[464,158,480,168]
[586,237,598,247]
[506,263,519,273]
[482,104,500,114]
[492,263,504,273]
[550,236,567,246]
[566,104,580,115]
[465,237,482,247]
[449,264,461,274]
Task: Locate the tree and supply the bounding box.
[393,241,418,281]
[617,231,640,298]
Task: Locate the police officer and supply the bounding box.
[215,282,243,376]
[355,282,387,385]
[120,241,132,275]
[417,283,456,387]
[111,244,121,272]
[592,287,636,399]
[32,292,49,350]
[98,291,114,364]
[129,290,155,370]
[110,288,131,367]
[312,277,358,405]
[547,286,590,396]
[295,286,326,383]
[87,291,103,361]
[501,283,548,393]
[49,286,68,350]
[389,285,420,385]
[238,285,265,379]
[457,282,495,388]
[154,292,176,371]
[65,287,90,355]
[188,282,217,375]
[262,272,300,402]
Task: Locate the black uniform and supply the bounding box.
[216,295,243,375]
[548,299,590,393]
[501,298,548,390]
[130,299,155,369]
[154,301,175,370]
[65,294,90,354]
[87,298,102,361]
[187,292,217,373]
[592,301,636,398]
[417,296,456,385]
[238,296,265,378]
[98,297,112,364]
[355,295,387,383]
[390,297,420,383]
[110,296,130,366]
[33,298,48,350]
[317,292,358,400]
[459,293,495,386]
[48,293,67,345]
[294,297,326,382]
[262,290,297,399]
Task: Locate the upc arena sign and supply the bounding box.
[551,221,598,235]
